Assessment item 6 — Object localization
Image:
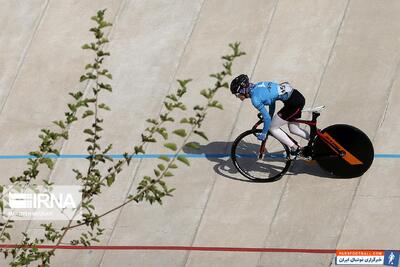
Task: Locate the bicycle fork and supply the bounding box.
[259,137,268,159]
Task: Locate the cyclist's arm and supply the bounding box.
[269,102,275,118]
[256,103,271,135]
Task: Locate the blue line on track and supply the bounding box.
[374,154,400,158]
[0,154,399,159]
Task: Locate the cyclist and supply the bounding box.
[230,74,309,157]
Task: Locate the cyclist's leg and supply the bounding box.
[270,89,306,151]
[288,122,309,140]
[269,114,296,148]
[283,89,307,140]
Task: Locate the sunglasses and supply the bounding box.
[235,86,247,97]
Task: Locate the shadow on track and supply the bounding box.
[183,141,354,183]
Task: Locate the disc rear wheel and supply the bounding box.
[312,124,374,178]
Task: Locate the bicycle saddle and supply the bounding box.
[302,105,325,113]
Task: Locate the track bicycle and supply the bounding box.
[230,106,374,182]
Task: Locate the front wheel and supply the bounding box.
[312,124,374,178]
[231,129,292,182]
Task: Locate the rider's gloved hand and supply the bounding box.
[257,133,267,141]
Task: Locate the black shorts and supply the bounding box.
[277,89,305,121]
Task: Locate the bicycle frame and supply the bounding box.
[252,112,363,165]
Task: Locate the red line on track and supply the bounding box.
[0,245,336,253]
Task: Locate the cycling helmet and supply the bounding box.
[230,74,249,95]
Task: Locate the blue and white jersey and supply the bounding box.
[250,81,292,135]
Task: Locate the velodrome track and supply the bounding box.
[1,0,400,266]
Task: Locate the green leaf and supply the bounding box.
[99,21,112,29]
[84,129,95,135]
[208,100,223,110]
[69,91,84,100]
[177,156,190,166]
[68,103,77,112]
[39,158,54,169]
[160,114,174,122]
[103,154,113,162]
[158,155,170,162]
[180,118,189,124]
[94,124,103,132]
[200,88,213,99]
[85,138,95,143]
[145,126,156,134]
[0,200,3,212]
[185,142,200,150]
[100,37,109,44]
[223,61,232,75]
[60,130,69,139]
[167,188,176,195]
[80,75,88,82]
[157,164,165,171]
[53,120,66,129]
[193,105,204,111]
[177,79,192,89]
[97,50,111,57]
[174,102,186,110]
[164,102,173,111]
[43,179,54,186]
[103,144,113,154]
[82,44,91,49]
[82,110,95,119]
[210,73,222,80]
[154,169,160,177]
[98,103,110,111]
[194,130,209,141]
[156,128,168,140]
[181,117,196,125]
[49,148,60,156]
[173,129,187,138]
[142,134,156,143]
[3,232,10,241]
[98,82,112,92]
[134,145,145,154]
[146,118,158,125]
[166,94,178,102]
[164,172,174,177]
[164,143,177,151]
[85,98,96,103]
[169,163,178,169]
